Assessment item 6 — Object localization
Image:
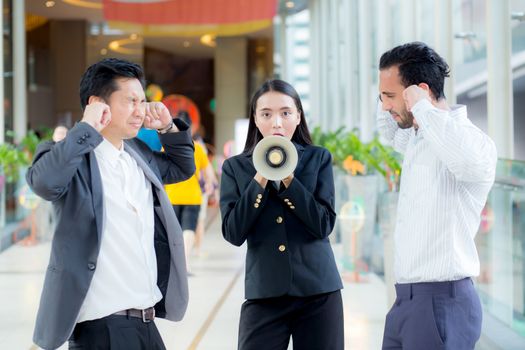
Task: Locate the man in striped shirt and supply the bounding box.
[378,42,497,350]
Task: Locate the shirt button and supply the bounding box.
[257,194,263,199]
[276,216,283,224]
[254,203,259,208]
[87,263,96,271]
[256,198,261,203]
[284,198,290,203]
[290,206,295,209]
[77,140,83,144]
[278,245,286,252]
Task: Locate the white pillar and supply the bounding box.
[434,0,456,104]
[376,0,390,60]
[487,0,514,325]
[319,0,330,130]
[348,0,360,129]
[0,0,4,145]
[0,0,4,229]
[329,0,341,130]
[358,0,373,141]
[13,0,26,142]
[487,0,513,158]
[308,0,321,126]
[400,0,417,43]
[214,37,248,155]
[339,0,352,129]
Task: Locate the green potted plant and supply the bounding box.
[0,143,29,185]
[311,126,401,187]
[311,125,403,278]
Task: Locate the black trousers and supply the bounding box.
[68,315,166,350]
[238,290,344,350]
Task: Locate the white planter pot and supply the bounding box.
[338,174,379,274]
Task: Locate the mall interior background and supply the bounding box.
[0,0,524,349]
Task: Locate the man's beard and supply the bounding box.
[396,110,414,129]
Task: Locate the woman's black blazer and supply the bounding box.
[220,143,343,299]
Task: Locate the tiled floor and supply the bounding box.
[0,213,387,350]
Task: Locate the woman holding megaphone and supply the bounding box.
[220,80,344,349]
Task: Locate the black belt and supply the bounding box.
[113,307,155,323]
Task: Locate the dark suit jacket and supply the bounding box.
[26,120,195,350]
[220,143,343,299]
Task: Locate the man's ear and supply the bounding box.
[417,82,430,92]
[88,95,104,105]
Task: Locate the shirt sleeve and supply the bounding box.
[26,122,103,201]
[412,99,497,183]
[220,159,268,246]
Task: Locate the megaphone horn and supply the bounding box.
[253,136,298,181]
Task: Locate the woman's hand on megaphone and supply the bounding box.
[282,173,294,188]
[254,172,268,189]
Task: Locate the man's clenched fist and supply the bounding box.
[144,102,178,131]
[81,101,111,132]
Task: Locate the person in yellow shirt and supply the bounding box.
[165,112,216,274]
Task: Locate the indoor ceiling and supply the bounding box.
[25,0,286,59]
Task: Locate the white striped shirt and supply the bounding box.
[378,99,497,283]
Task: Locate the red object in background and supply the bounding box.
[162,94,201,134]
[479,204,494,234]
[103,0,277,25]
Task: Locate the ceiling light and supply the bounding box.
[183,41,191,48]
[100,48,107,55]
[45,1,56,7]
[108,38,143,55]
[62,0,103,10]
[200,34,216,47]
[286,1,295,8]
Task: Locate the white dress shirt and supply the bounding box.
[77,139,162,322]
[378,99,497,283]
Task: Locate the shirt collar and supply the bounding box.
[94,138,125,163]
[449,104,467,119]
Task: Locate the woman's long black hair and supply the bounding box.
[243,79,312,153]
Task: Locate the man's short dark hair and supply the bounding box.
[79,58,145,110]
[379,42,450,100]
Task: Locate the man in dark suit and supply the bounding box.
[26,58,195,350]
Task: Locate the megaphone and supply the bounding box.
[253,135,298,181]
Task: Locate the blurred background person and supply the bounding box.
[165,111,217,274]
